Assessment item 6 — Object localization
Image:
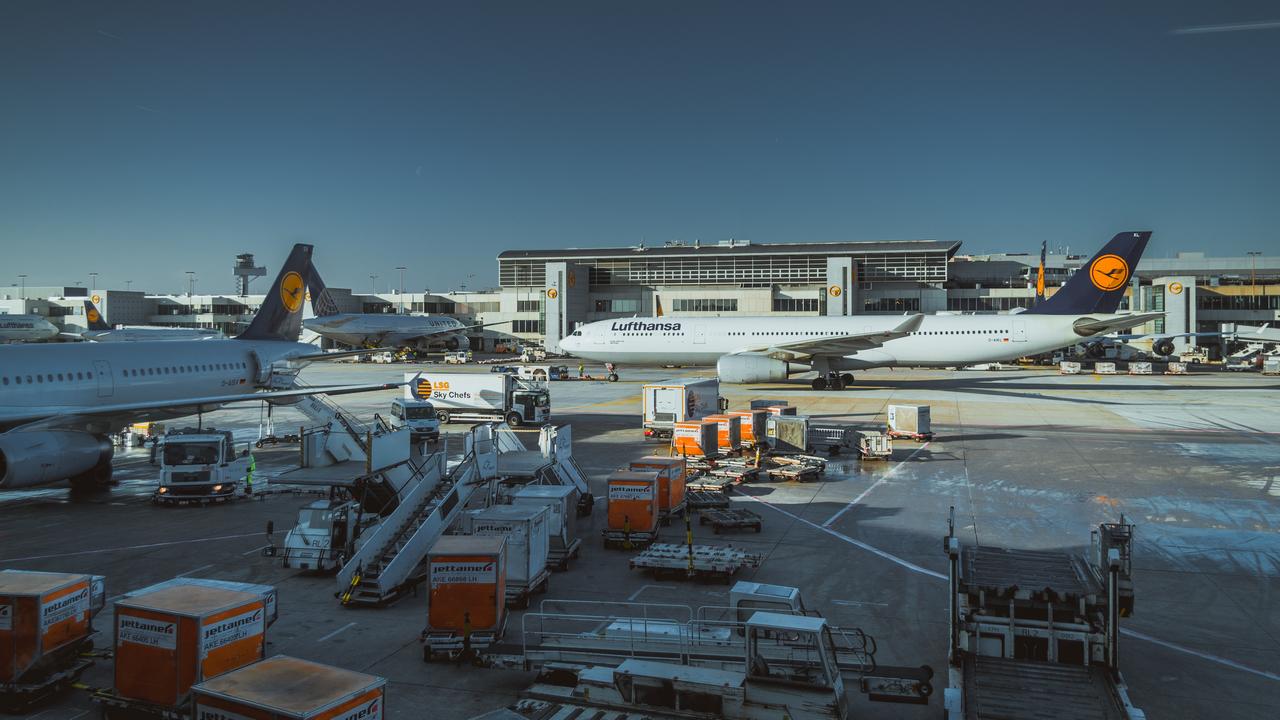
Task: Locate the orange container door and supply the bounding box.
[429,555,502,631]
[0,596,37,684]
[316,687,385,720]
[115,609,182,705]
[41,581,92,654]
[194,694,273,720]
[199,601,266,680]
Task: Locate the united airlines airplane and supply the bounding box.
[0,244,397,491]
[560,231,1160,388]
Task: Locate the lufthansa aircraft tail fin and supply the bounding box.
[82,299,111,330]
[1023,231,1151,315]
[236,244,313,341]
[306,267,342,318]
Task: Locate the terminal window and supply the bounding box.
[594,298,639,312]
[864,297,921,312]
[672,298,738,312]
[512,319,542,333]
[772,297,821,312]
[516,300,543,312]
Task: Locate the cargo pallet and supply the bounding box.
[547,537,583,572]
[1,657,93,713]
[91,688,189,720]
[505,568,551,610]
[685,490,731,510]
[686,472,736,492]
[422,615,509,663]
[628,543,764,583]
[761,456,825,482]
[699,507,762,534]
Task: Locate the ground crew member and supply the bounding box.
[578,361,584,379]
[244,453,256,495]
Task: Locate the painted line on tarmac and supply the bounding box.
[0,532,262,563]
[821,442,931,528]
[749,495,1280,684]
[176,563,215,578]
[241,544,271,556]
[1119,628,1280,682]
[317,622,357,642]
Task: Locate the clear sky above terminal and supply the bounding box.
[1,2,1277,293]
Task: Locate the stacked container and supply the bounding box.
[511,485,581,569]
[459,506,550,594]
[0,570,95,685]
[603,470,660,546]
[727,409,767,447]
[427,536,507,636]
[672,420,717,458]
[114,585,266,707]
[193,655,385,720]
[628,456,687,519]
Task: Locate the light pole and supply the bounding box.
[370,274,378,295]
[18,274,27,300]
[1247,251,1262,310]
[89,272,98,292]
[125,280,133,291]
[186,271,196,297]
[396,266,407,314]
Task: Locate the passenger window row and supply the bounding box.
[1,361,248,387]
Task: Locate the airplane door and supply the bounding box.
[693,325,706,344]
[93,359,114,398]
[1012,317,1027,342]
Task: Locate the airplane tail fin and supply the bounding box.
[306,267,342,318]
[236,244,313,342]
[1023,231,1151,315]
[83,299,111,330]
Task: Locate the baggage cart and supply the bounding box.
[425,536,508,657]
[192,656,386,720]
[699,508,763,534]
[602,471,660,549]
[685,490,731,510]
[727,409,768,447]
[887,404,933,441]
[1,570,100,712]
[628,544,764,583]
[1165,362,1188,375]
[1059,361,1082,375]
[1128,361,1153,375]
[807,422,858,455]
[702,414,742,454]
[1095,361,1118,375]
[642,379,724,439]
[857,430,893,460]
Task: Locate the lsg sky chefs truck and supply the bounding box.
[404,372,550,428]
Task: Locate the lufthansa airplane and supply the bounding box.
[78,299,224,342]
[0,244,398,491]
[560,231,1161,388]
[0,314,59,343]
[303,269,503,353]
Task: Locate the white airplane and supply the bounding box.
[77,299,225,342]
[561,231,1162,388]
[0,313,59,343]
[0,244,399,491]
[302,270,503,353]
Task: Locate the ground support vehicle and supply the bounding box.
[856,430,893,460]
[266,498,377,573]
[0,571,104,712]
[153,428,250,505]
[405,372,548,427]
[942,509,1143,719]
[629,543,763,583]
[642,379,725,439]
[388,398,440,442]
[699,508,762,534]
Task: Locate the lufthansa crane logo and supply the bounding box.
[546,288,558,299]
[1088,254,1129,292]
[86,308,101,323]
[280,271,305,312]
[1168,282,1184,295]
[828,285,842,297]
[91,294,102,305]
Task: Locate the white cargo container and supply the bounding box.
[511,485,581,570]
[642,379,725,438]
[887,405,931,440]
[1263,356,1280,375]
[1059,361,1083,375]
[1128,361,1153,375]
[1095,361,1118,375]
[404,371,549,427]
[460,505,551,595]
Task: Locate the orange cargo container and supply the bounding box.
[703,414,742,452]
[0,570,94,684]
[605,470,659,535]
[114,585,265,707]
[427,536,507,634]
[727,410,767,446]
[628,456,687,514]
[193,655,386,720]
[672,420,717,458]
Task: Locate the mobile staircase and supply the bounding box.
[336,424,501,606]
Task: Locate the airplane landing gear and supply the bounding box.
[812,372,851,390]
[606,362,619,382]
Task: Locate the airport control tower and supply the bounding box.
[234,253,266,297]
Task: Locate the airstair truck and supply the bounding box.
[154,428,250,504]
[404,372,549,428]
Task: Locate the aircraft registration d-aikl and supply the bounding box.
[560,231,1160,388]
[0,244,399,491]
[302,269,503,353]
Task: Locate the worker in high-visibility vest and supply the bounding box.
[244,453,256,495]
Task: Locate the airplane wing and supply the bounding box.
[6,382,403,431]
[1072,312,1165,337]
[392,320,511,346]
[1109,330,1224,341]
[289,347,395,362]
[729,314,924,361]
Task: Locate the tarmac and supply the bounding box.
[2,360,1278,719]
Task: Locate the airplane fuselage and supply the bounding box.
[0,315,59,342]
[303,313,469,350]
[82,327,223,342]
[561,313,1100,369]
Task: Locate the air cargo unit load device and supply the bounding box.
[192,655,386,720]
[1,570,104,711]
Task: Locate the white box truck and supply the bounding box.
[404,372,549,427]
[642,379,726,439]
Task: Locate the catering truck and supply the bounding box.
[641,378,726,439]
[404,372,550,427]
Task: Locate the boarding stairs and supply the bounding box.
[294,391,377,465]
[337,424,500,606]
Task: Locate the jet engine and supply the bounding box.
[716,354,806,383]
[0,431,113,489]
[444,335,462,351]
[1152,338,1176,357]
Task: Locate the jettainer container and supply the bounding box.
[727,409,767,446]
[672,420,717,458]
[427,536,507,635]
[121,578,278,627]
[702,414,742,453]
[603,471,660,547]
[511,485,582,571]
[0,570,96,685]
[628,456,687,518]
[114,585,266,707]
[192,655,386,720]
[459,505,550,591]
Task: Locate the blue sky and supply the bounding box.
[1,2,1277,293]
